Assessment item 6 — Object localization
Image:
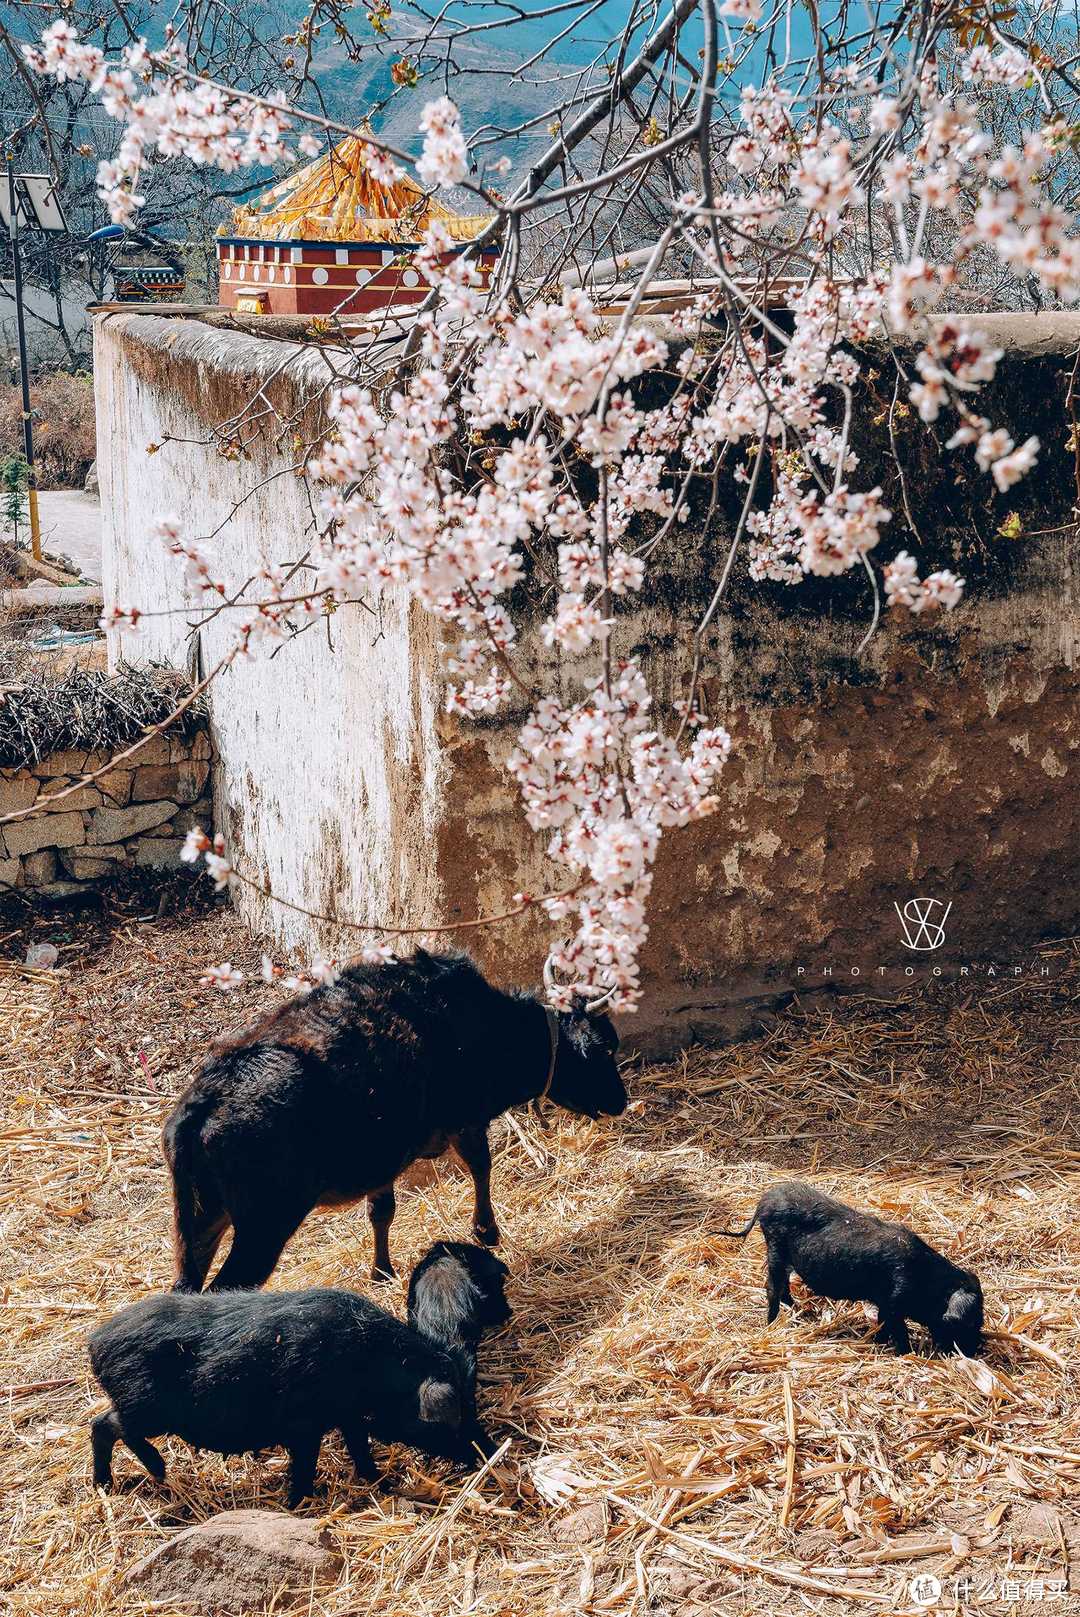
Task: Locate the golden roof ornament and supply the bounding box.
[220,128,491,245]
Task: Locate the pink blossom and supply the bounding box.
[180,825,211,863]
[991,436,1040,491]
[200,961,244,991]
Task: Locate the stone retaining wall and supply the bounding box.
[0,727,212,900]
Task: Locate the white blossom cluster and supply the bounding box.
[24,22,303,223]
[507,663,731,1011]
[883,552,966,614]
[417,97,468,188]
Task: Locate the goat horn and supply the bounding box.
[546,948,616,1012]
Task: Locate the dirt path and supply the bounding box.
[2,490,102,581]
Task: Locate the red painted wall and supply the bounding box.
[217,239,495,317]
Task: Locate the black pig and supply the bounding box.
[88,1287,491,1505]
[408,1242,512,1439]
[407,1241,513,1353]
[722,1181,984,1355]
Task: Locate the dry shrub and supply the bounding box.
[0,371,96,489]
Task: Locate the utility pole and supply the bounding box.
[6,155,41,560]
[3,158,67,561]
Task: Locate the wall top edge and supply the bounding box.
[94,309,360,390]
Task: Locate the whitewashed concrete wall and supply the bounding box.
[95,310,448,955]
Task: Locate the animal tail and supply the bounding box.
[162,1089,226,1293]
[717,1209,760,1240]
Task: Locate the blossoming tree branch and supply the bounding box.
[14,0,1070,1006]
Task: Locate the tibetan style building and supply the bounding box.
[215,133,495,318]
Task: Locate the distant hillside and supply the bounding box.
[293,7,633,176]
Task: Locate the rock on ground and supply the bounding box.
[549,1500,609,1545]
[121,1508,342,1612]
[1012,1501,1073,1549]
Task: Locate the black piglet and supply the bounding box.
[722,1181,984,1356]
[408,1241,512,1433]
[408,1240,513,1350]
[88,1287,489,1506]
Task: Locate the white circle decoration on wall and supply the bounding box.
[267,266,276,283]
[311,266,329,286]
[252,264,261,280]
[401,268,420,288]
[355,267,371,285]
[283,266,292,283]
[223,263,232,279]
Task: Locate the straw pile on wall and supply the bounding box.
[2,910,1077,1615]
[0,667,206,770]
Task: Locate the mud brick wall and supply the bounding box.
[0,728,212,900]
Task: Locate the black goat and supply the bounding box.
[88,1288,490,1506]
[722,1181,984,1355]
[164,949,624,1291]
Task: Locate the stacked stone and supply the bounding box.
[0,728,212,901]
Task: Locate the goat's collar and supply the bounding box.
[538,1005,560,1101]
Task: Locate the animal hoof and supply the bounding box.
[474,1223,500,1247]
[371,1263,396,1282]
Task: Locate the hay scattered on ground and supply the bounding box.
[2,910,1077,1616]
[0,666,205,769]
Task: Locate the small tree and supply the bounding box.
[0,454,29,550]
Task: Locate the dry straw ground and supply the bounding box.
[2,908,1078,1616]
